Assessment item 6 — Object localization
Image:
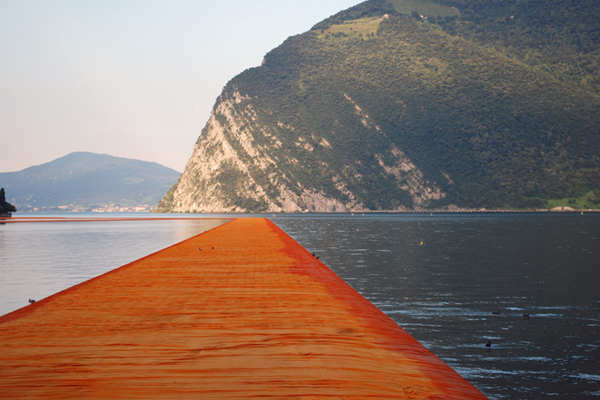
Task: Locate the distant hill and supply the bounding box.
[158,0,600,212]
[0,152,180,212]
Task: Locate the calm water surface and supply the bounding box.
[1,212,598,399]
[0,214,231,315]
[273,213,600,400]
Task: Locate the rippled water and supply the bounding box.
[1,212,598,399]
[273,213,600,400]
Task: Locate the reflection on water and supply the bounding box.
[0,214,230,316]
[273,213,600,400]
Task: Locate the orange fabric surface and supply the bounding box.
[0,218,487,399]
[0,217,224,223]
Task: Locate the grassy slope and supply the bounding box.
[322,16,383,38]
[546,190,600,210]
[388,0,459,18]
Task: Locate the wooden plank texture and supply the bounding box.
[0,218,488,399]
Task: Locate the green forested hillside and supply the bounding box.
[435,0,600,94]
[160,0,600,212]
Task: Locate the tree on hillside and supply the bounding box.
[0,188,17,213]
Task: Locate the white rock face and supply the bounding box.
[162,89,445,213]
[376,145,445,205]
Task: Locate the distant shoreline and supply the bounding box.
[4,209,599,219]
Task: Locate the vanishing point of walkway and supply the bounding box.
[0,218,487,399]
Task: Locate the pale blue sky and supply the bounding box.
[0,0,361,173]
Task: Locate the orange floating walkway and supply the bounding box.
[0,218,487,399]
[0,216,224,223]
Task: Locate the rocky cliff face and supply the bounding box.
[160,90,443,213]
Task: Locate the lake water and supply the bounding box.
[274,213,600,400]
[1,212,599,399]
[0,214,231,315]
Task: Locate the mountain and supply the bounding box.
[158,0,600,213]
[0,152,180,211]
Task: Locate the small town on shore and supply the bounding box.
[28,204,157,213]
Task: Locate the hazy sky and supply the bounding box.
[0,0,361,173]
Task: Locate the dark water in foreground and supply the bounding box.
[273,214,600,400]
[1,213,598,399]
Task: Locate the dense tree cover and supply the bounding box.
[188,0,600,210]
[434,0,600,94]
[0,188,17,213]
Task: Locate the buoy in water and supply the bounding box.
[420,241,423,245]
[357,229,359,232]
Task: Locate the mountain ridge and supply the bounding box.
[158,0,600,213]
[1,152,180,211]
